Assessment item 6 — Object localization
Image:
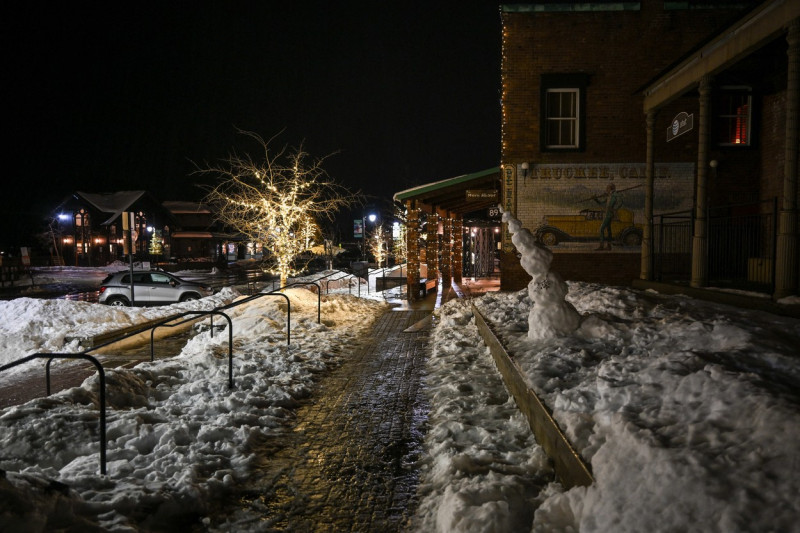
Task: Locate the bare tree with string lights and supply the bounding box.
[198,130,360,287]
[368,224,389,268]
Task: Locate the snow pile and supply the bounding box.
[412,298,553,531]
[500,206,580,339]
[421,284,800,532]
[0,289,389,530]
[0,289,239,374]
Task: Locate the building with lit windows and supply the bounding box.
[50,191,176,266]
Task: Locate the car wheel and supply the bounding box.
[622,230,642,246]
[106,296,129,307]
[540,231,559,246]
[180,293,200,302]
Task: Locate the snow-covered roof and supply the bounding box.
[393,167,501,215]
[76,191,147,214]
[393,167,499,202]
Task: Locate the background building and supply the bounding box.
[50,191,175,267]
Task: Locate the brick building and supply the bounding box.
[500,0,799,300]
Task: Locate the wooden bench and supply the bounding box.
[419,278,438,296]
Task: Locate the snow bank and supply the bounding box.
[472,284,800,532]
[0,289,239,374]
[0,289,389,530]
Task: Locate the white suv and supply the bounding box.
[98,270,214,307]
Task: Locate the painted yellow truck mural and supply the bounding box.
[534,208,643,247]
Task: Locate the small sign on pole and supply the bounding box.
[20,247,31,267]
[122,212,135,305]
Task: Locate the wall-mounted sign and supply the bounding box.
[667,112,694,142]
[466,189,498,201]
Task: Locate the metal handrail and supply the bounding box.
[311,270,360,295]
[218,291,291,345]
[149,310,234,387]
[323,272,354,294]
[1,353,107,475]
[304,270,343,284]
[655,208,693,219]
[0,287,305,477]
[274,282,321,323]
[353,267,381,297]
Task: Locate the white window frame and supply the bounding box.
[544,88,580,149]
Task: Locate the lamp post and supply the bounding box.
[362,212,377,261]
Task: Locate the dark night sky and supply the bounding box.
[2,1,502,251]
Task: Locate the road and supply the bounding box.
[0,264,279,303]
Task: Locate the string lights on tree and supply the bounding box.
[148,230,163,256]
[368,224,388,268]
[198,130,359,287]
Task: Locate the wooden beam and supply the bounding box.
[472,305,594,489]
[644,0,800,112]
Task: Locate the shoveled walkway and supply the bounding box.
[2,278,499,531]
[233,281,502,530]
[229,302,436,532]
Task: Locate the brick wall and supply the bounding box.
[500,250,641,291]
[501,3,748,165]
[500,2,756,288]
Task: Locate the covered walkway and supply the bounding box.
[393,167,502,302]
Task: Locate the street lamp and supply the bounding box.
[362,211,378,261]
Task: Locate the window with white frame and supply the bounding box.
[545,89,579,148]
[716,87,752,146]
[540,74,588,152]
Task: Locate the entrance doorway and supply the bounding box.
[463,223,501,279]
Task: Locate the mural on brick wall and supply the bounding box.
[514,162,695,253]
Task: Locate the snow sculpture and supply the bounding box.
[499,205,581,340]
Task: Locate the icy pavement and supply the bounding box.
[209,309,431,531]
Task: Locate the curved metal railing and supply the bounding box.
[1,353,108,475]
[149,310,234,387]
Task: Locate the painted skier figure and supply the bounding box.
[594,183,622,251]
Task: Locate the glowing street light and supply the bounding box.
[362,211,378,261]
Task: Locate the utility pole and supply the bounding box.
[122,212,136,306]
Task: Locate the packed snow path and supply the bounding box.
[211,309,431,531]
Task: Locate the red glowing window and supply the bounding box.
[717,89,751,146]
